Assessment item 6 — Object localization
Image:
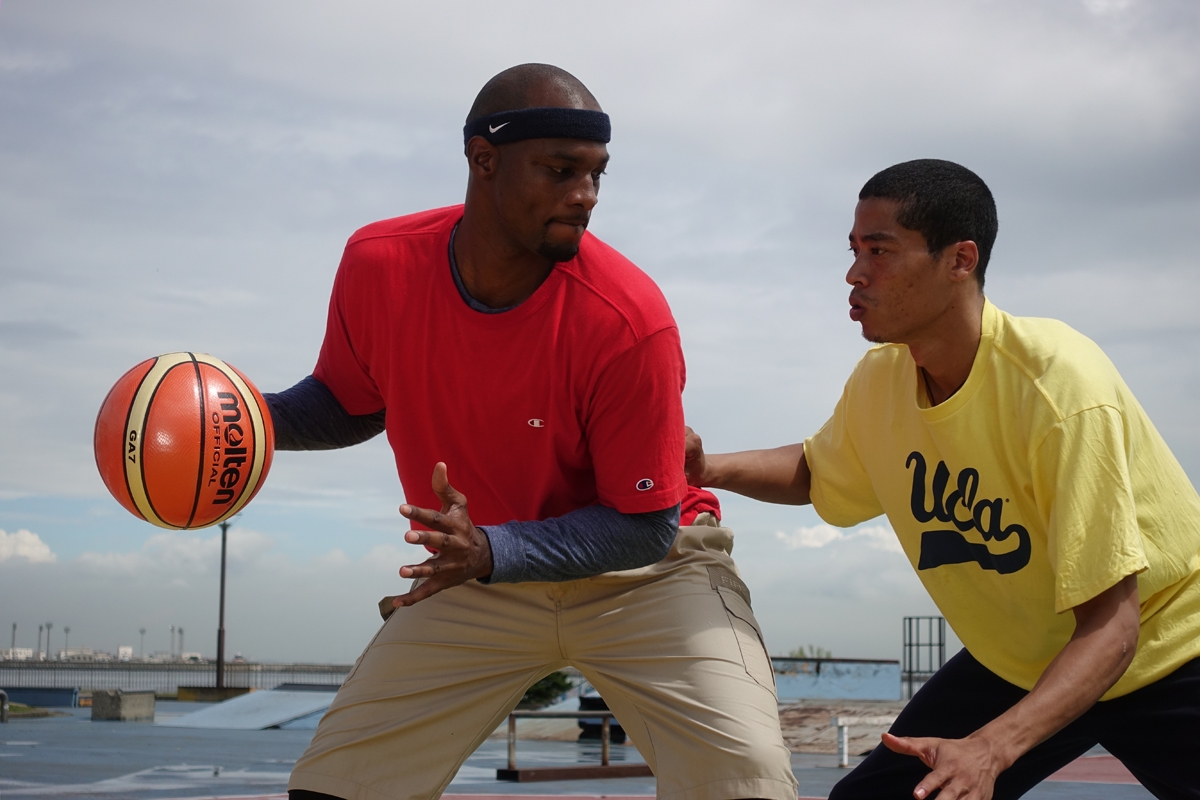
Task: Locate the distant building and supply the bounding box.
[58,647,115,662]
[181,652,206,663]
[118,646,133,661]
[1,647,34,661]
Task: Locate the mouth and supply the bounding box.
[549,215,590,231]
[849,293,867,322]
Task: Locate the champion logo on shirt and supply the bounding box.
[636,478,654,491]
[528,419,545,428]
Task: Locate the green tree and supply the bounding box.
[788,644,833,659]
[518,670,574,709]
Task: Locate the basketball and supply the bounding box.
[94,352,275,529]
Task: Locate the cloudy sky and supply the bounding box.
[1,0,1197,664]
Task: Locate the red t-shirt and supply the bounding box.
[313,205,704,527]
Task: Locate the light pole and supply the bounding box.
[37,625,43,660]
[215,518,234,689]
[45,622,52,660]
[139,628,146,659]
[178,627,184,659]
[63,626,70,657]
[169,625,175,659]
[10,622,15,651]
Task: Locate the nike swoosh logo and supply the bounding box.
[489,122,510,133]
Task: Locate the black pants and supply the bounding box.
[830,650,1200,800]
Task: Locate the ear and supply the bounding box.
[465,136,499,181]
[947,240,980,285]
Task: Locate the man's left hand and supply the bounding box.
[391,462,493,608]
[882,732,1006,800]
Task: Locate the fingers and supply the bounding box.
[683,426,709,484]
[391,576,445,608]
[430,462,467,509]
[883,733,941,771]
[399,504,457,534]
[912,769,949,800]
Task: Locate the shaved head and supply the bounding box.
[467,64,601,121]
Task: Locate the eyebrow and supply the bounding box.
[546,150,609,168]
[849,232,899,242]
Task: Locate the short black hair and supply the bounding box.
[466,64,598,123]
[859,159,998,288]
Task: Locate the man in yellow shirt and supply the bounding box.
[685,159,1200,800]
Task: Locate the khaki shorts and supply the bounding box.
[289,514,797,800]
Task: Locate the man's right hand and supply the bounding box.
[682,429,812,506]
[684,425,708,486]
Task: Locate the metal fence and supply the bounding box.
[0,661,351,695]
[901,616,946,699]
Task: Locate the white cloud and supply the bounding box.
[0,528,57,564]
[75,527,276,576]
[775,523,904,554]
[1082,0,1135,15]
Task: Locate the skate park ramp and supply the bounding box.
[157,683,339,730]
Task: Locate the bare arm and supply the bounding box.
[684,426,812,505]
[884,573,1141,800]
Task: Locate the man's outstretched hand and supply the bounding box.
[391,462,493,608]
[882,732,1006,800]
[684,425,708,486]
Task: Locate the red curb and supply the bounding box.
[1046,755,1139,785]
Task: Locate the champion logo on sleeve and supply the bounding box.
[636,478,654,491]
[528,419,545,428]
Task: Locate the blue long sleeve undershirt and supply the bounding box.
[262,377,679,583]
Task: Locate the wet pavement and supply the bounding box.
[0,704,1155,799]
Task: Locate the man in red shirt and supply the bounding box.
[274,64,794,800]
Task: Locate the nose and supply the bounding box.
[567,173,599,212]
[846,252,868,287]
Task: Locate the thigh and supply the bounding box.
[289,580,564,800]
[1094,657,1200,799]
[830,650,1095,800]
[565,519,798,800]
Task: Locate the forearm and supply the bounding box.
[972,575,1140,769]
[482,503,680,583]
[704,443,811,505]
[263,375,386,451]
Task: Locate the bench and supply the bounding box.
[830,715,898,767]
[498,709,654,782]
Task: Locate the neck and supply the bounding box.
[453,203,555,310]
[907,292,986,406]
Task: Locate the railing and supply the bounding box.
[0,661,350,695]
[902,616,946,699]
[500,710,653,782]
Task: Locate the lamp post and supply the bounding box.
[169,625,175,659]
[63,626,70,658]
[139,628,146,659]
[37,625,43,660]
[45,623,52,660]
[215,518,233,689]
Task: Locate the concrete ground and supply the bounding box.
[0,703,1154,799]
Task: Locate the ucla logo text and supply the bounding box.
[907,451,1030,575]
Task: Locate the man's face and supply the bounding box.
[491,137,609,262]
[846,198,958,344]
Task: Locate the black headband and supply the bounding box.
[463,107,611,147]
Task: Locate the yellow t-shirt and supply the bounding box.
[805,300,1200,698]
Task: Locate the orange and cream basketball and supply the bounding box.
[94,352,274,529]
